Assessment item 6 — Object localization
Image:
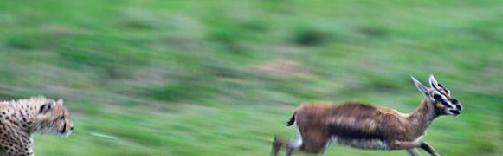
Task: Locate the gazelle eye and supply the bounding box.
[433,94,442,100]
[440,99,449,105]
[455,104,462,110]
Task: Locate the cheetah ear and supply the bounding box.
[57,99,64,105]
[40,100,55,113]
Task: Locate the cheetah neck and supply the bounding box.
[0,98,51,133]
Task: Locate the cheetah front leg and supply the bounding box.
[0,135,34,156]
[0,143,33,156]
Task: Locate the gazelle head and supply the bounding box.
[411,75,463,116]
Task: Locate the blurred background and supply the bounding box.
[0,0,502,156]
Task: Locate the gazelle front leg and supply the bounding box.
[420,142,441,156]
[390,141,422,156]
[390,141,421,149]
[391,141,440,156]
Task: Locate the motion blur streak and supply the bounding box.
[0,0,502,155]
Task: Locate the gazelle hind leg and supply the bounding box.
[420,142,441,156]
[285,135,303,156]
[272,137,285,156]
[320,138,333,155]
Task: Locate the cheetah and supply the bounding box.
[0,96,74,156]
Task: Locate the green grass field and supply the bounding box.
[0,0,502,155]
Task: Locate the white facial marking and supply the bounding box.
[434,91,460,116]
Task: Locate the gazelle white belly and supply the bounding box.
[333,137,390,150]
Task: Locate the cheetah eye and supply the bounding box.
[59,115,65,120]
[39,105,47,113]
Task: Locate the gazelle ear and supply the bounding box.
[428,74,439,88]
[411,76,428,96]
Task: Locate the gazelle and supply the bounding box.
[272,75,463,156]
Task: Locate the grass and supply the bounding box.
[0,0,502,155]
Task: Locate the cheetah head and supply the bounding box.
[35,99,74,137]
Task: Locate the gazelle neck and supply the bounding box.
[407,99,438,137]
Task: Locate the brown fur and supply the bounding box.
[272,99,442,156]
[272,75,461,156]
[294,100,436,147]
